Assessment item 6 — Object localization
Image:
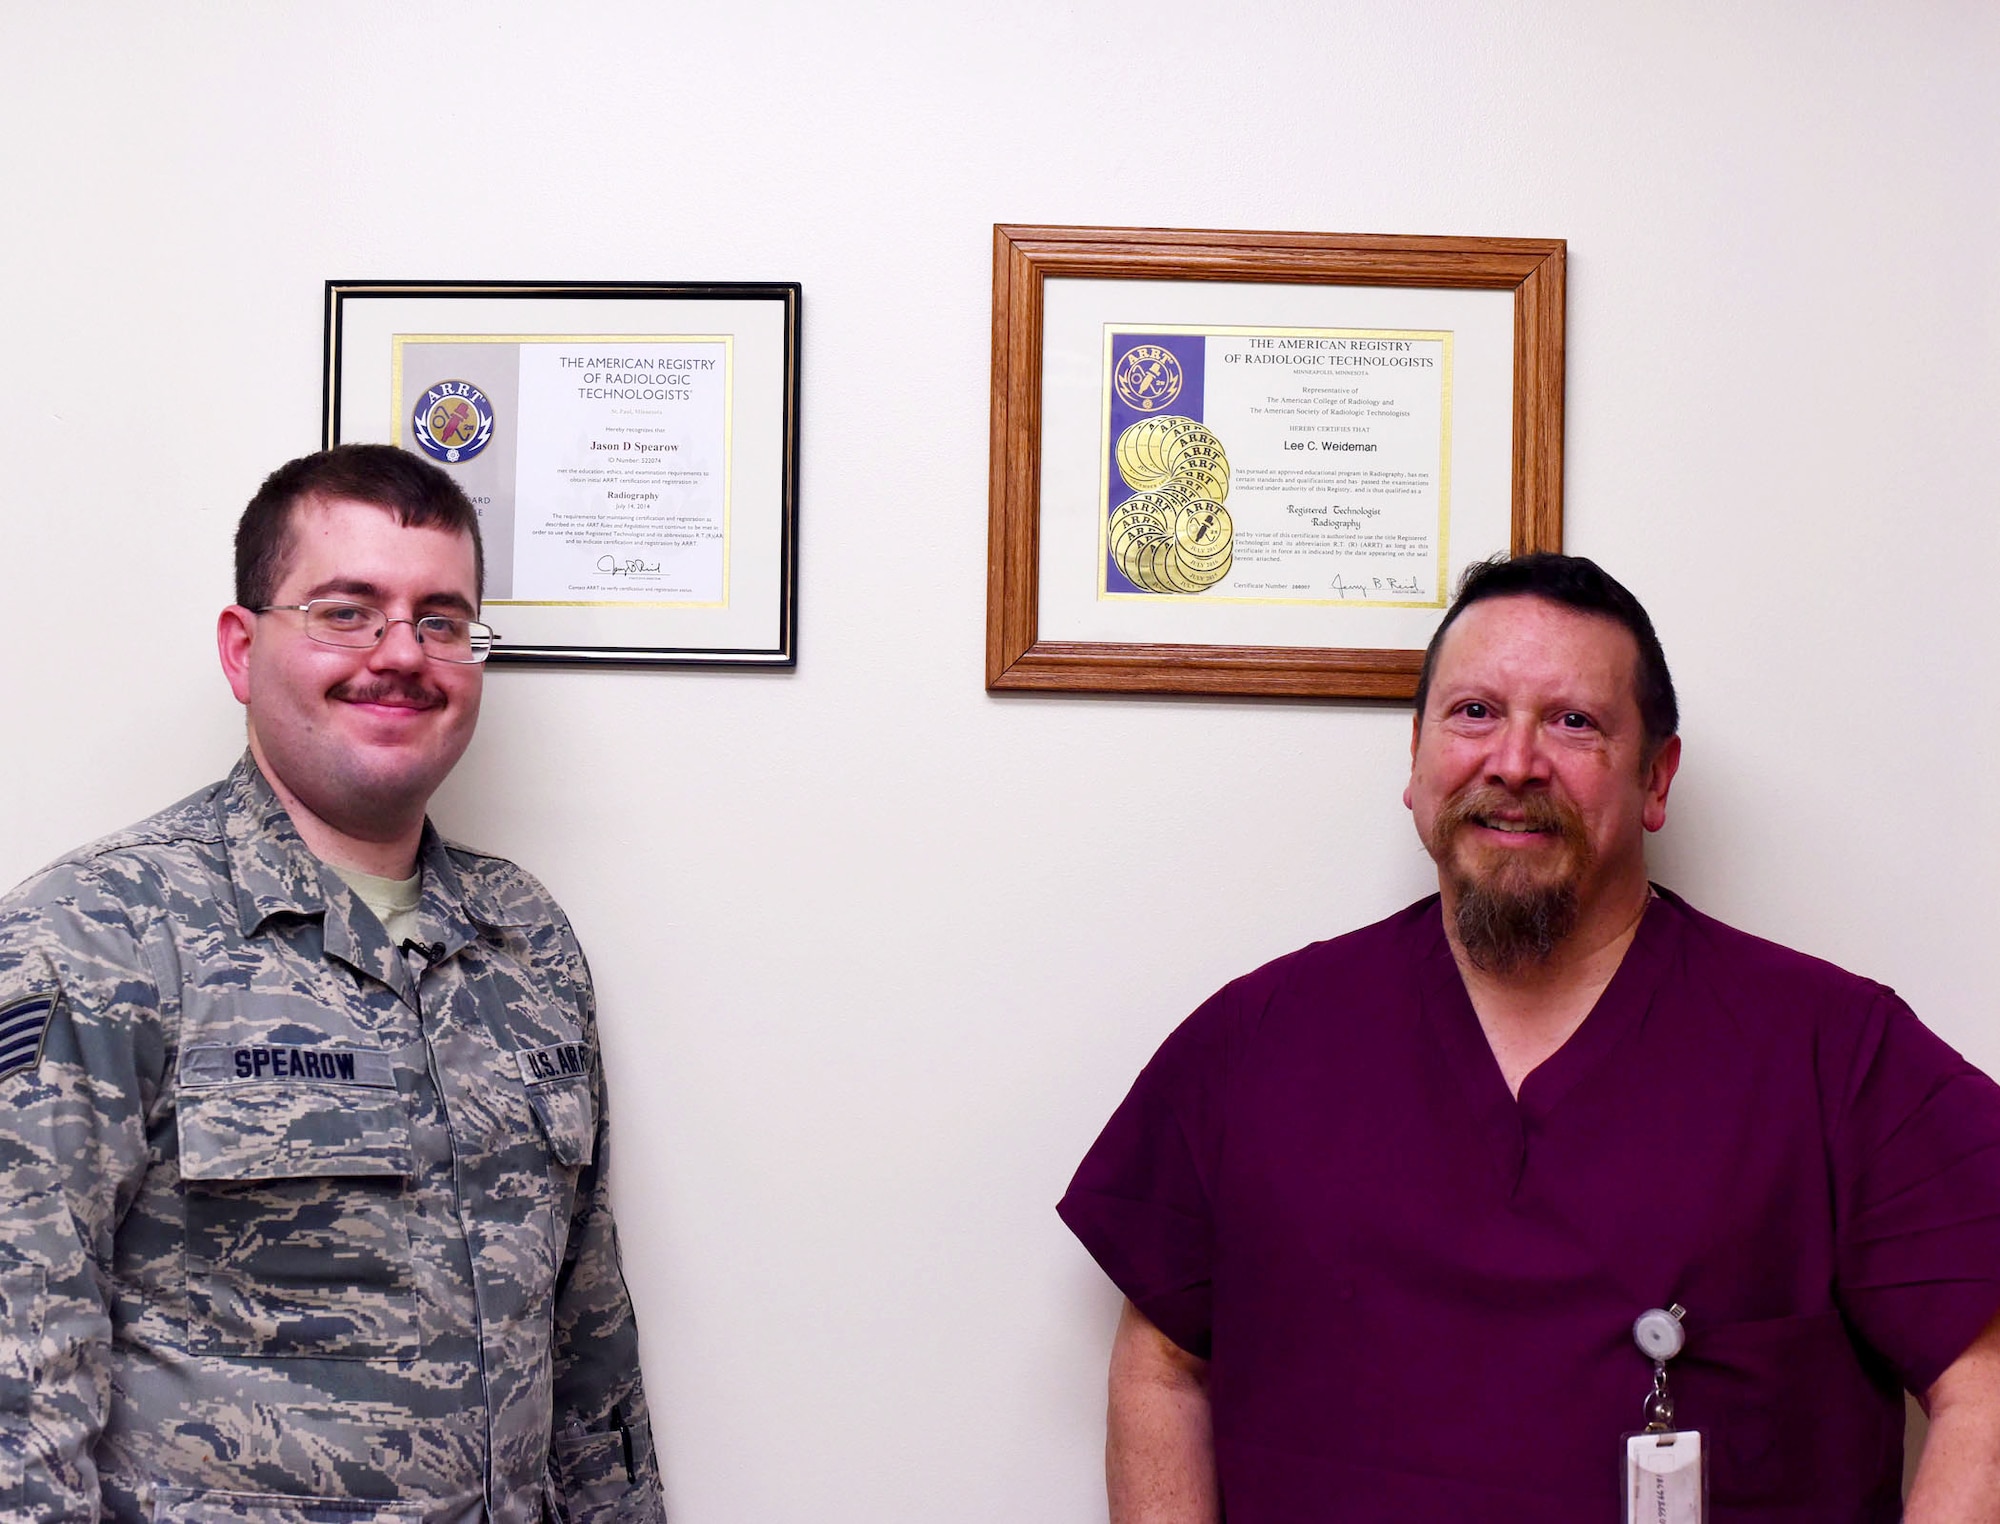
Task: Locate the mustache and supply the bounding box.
[1430,785,1586,848]
[331,678,446,710]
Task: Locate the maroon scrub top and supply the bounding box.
[1059,890,2000,1521]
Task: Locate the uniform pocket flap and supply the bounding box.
[524,1076,597,1169]
[176,1063,413,1182]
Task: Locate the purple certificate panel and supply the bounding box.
[1104,332,1206,595]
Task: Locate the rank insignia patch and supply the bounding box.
[411,379,496,463]
[0,996,56,1083]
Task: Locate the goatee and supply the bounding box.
[1452,876,1581,974]
[1427,787,1590,974]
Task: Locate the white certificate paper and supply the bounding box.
[511,342,730,603]
[1099,326,1452,607]
[392,335,733,607]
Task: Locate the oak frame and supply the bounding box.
[986,224,1565,699]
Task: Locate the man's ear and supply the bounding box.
[1403,712,1421,811]
[217,606,257,706]
[1642,734,1682,833]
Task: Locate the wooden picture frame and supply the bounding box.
[987,225,1565,699]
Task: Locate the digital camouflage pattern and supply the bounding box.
[0,758,665,1524]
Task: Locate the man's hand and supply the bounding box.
[1906,1307,2000,1523]
[1107,1300,1219,1524]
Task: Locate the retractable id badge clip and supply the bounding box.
[1622,1304,1708,1524]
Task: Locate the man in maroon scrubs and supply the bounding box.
[1059,554,2000,1521]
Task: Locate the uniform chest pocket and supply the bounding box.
[513,1042,597,1169]
[1680,1308,1894,1507]
[177,1060,419,1361]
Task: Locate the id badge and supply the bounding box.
[1622,1429,1705,1524]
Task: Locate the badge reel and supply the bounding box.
[1622,1304,1707,1524]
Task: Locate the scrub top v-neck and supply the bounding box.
[1417,895,1677,1197]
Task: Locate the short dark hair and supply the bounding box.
[1413,553,1678,752]
[234,444,485,609]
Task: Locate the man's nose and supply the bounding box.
[1484,716,1550,788]
[367,617,430,672]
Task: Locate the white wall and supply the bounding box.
[1,3,1993,1517]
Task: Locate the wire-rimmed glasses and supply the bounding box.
[255,600,499,664]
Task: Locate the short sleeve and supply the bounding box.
[1831,990,2000,1394]
[1057,985,1241,1359]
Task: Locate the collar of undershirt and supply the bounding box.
[327,862,422,926]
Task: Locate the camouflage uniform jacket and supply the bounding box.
[0,757,666,1524]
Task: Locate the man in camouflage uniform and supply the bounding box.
[0,446,666,1524]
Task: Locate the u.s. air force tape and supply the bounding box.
[516,1042,590,1086]
[179,1044,397,1089]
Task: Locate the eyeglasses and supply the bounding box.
[256,600,499,664]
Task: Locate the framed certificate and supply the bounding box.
[325,280,800,667]
[987,226,1564,698]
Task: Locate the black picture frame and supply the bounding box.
[324,279,801,668]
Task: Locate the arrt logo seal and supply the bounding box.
[411,380,495,463]
[1113,343,1184,412]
